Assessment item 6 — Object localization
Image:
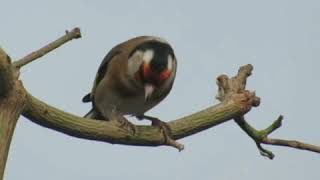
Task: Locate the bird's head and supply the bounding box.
[128,39,176,101]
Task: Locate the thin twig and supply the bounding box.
[13,28,81,69]
[234,105,320,159]
[216,64,320,159]
[263,138,320,153]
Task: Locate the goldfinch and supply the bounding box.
[82,36,177,137]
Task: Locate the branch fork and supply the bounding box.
[215,64,320,159]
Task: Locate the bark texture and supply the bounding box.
[0,49,26,180]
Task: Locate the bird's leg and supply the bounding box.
[137,115,184,151]
[109,110,137,135]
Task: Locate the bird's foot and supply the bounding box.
[138,115,184,151]
[110,112,137,135]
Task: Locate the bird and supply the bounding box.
[82,36,177,141]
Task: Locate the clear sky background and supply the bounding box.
[2,0,320,179]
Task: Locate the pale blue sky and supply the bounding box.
[2,0,320,179]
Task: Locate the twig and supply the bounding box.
[216,64,320,159]
[234,116,281,159]
[263,138,320,153]
[13,28,81,69]
[235,115,320,159]
[0,29,81,180]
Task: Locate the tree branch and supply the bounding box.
[0,28,81,180]
[0,48,26,180]
[263,138,320,153]
[23,90,252,147]
[216,64,320,159]
[234,116,280,159]
[13,27,81,69]
[234,116,320,159]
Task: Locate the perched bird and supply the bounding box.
[82,36,177,139]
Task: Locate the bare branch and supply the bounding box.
[20,62,320,156]
[22,91,252,148]
[263,138,320,153]
[235,116,320,159]
[0,48,27,180]
[216,64,320,159]
[0,28,81,180]
[234,116,277,159]
[13,27,81,69]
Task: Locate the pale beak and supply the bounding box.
[144,84,154,101]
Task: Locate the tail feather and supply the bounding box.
[82,93,91,103]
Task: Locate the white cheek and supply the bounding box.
[167,55,173,70]
[128,51,143,77]
[143,49,154,64]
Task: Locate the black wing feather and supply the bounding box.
[95,48,120,87]
[82,93,91,103]
[82,47,120,103]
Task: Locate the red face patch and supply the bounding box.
[143,64,152,79]
[159,70,171,82]
[142,64,171,86]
